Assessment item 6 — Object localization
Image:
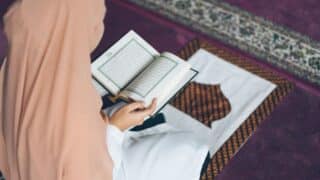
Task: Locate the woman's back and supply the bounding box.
[0,0,112,179]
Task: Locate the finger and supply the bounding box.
[135,118,145,126]
[137,98,157,117]
[146,98,157,112]
[124,101,145,112]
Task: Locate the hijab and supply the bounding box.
[0,0,113,179]
[0,27,7,67]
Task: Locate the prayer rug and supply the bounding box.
[172,39,294,179]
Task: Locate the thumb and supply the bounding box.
[124,101,145,112]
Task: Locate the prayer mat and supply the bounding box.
[172,39,294,180]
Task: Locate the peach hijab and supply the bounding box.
[0,0,113,179]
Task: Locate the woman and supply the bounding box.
[0,0,208,179]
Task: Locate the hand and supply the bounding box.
[109,98,157,131]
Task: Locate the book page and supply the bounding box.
[91,30,159,95]
[152,69,197,114]
[124,56,178,98]
[120,53,191,107]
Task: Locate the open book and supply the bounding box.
[91,30,198,116]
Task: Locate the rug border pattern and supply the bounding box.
[127,0,320,86]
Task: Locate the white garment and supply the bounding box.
[106,124,209,180]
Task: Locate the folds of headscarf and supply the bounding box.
[0,0,113,179]
[0,26,8,68]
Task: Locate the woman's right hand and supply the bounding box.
[109,98,157,131]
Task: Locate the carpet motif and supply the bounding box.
[128,0,320,86]
[171,82,232,127]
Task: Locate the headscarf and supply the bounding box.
[0,30,7,67]
[0,0,113,179]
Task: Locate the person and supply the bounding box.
[0,0,209,179]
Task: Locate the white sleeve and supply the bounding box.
[106,124,125,179]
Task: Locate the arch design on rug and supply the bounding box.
[171,82,231,127]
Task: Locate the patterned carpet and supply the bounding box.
[127,0,320,86]
[171,82,232,127]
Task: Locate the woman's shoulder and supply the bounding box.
[4,0,106,48]
[18,0,105,28]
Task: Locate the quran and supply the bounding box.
[91,30,198,116]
